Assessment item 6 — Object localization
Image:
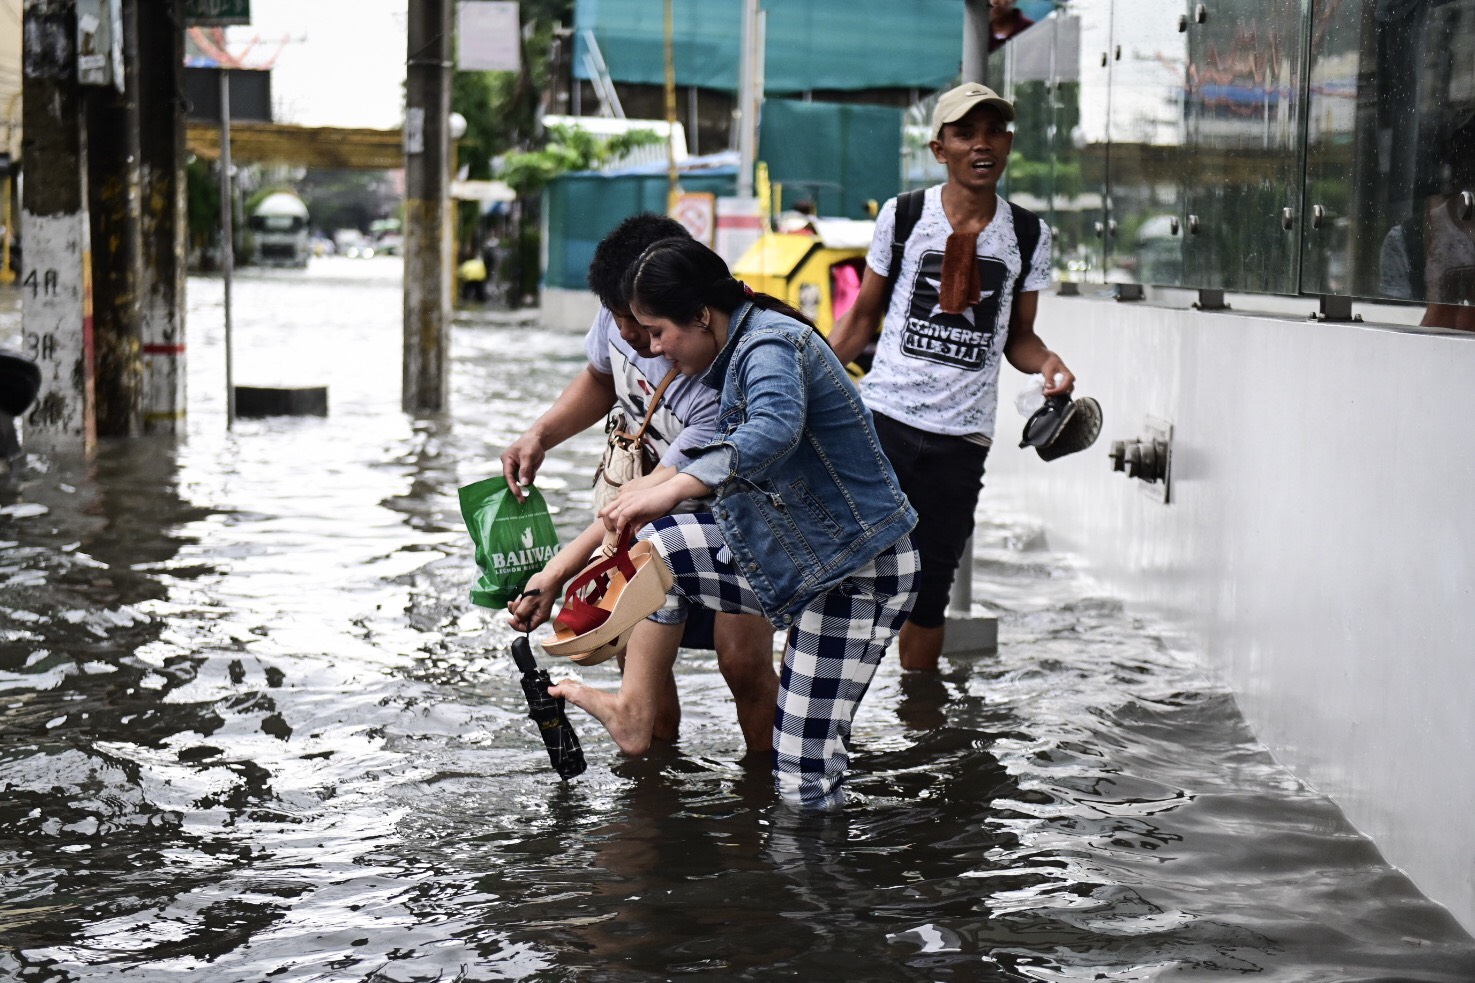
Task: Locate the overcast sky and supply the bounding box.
[221,0,409,130]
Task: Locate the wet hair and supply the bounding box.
[587,213,692,311]
[624,236,815,329]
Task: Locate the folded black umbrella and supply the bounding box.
[510,636,587,780]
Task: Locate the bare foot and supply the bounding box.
[549,679,653,756]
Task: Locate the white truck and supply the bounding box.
[249,192,311,268]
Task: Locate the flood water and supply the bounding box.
[2,258,1473,982]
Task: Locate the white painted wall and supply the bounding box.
[539,286,602,334]
[982,293,1475,933]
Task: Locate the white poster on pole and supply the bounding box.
[458,1,521,73]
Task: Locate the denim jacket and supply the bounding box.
[681,302,917,627]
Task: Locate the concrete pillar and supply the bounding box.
[735,0,759,198]
[963,0,990,85]
[945,0,998,650]
[21,0,95,455]
[86,0,144,437]
[402,0,452,414]
[137,0,186,433]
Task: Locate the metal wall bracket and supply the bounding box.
[1057,280,1081,296]
[1311,295,1361,322]
[1193,288,1229,311]
[1115,283,1145,302]
[1107,416,1172,505]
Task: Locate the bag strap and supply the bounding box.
[879,192,1044,313]
[555,527,637,635]
[614,366,680,444]
[1008,200,1043,296]
[883,188,928,306]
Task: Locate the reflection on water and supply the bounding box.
[2,258,1473,981]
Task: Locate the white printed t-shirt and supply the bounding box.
[584,307,718,470]
[860,185,1052,441]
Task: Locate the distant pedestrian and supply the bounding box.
[988,0,1035,50]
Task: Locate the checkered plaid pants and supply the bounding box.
[643,512,919,809]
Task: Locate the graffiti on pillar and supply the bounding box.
[22,214,96,450]
[22,268,61,299]
[23,329,58,362]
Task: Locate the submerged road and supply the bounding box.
[1,258,1472,981]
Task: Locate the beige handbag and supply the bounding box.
[592,367,678,512]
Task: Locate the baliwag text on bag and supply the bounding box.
[459,476,560,608]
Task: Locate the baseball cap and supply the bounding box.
[931,82,1015,137]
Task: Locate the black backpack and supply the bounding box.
[884,188,1043,305]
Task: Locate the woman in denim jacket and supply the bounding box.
[551,237,920,809]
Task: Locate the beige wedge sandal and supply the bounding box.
[540,529,673,665]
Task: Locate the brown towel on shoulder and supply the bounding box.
[938,231,981,313]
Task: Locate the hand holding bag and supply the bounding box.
[458,476,560,608]
[591,366,679,512]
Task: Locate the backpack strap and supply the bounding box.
[1008,200,1043,295]
[883,193,1045,303]
[883,188,927,304]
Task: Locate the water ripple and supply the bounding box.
[0,264,1471,980]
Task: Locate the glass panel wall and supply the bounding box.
[1075,0,1115,284]
[973,0,1474,320]
[1181,0,1308,293]
[993,12,1096,282]
[1305,0,1475,323]
[1101,0,1189,287]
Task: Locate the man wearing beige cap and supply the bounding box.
[829,81,1077,671]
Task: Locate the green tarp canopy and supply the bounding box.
[542,97,902,291]
[573,0,968,93]
[543,168,737,291]
[758,99,901,218]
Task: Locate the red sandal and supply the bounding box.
[541,528,674,665]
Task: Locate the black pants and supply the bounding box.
[872,412,989,628]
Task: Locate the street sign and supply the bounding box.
[671,193,716,247]
[185,0,250,26]
[77,0,124,91]
[458,1,520,72]
[184,68,272,123]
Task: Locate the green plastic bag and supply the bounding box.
[458,476,560,609]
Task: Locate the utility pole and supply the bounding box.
[663,0,680,210]
[946,0,998,654]
[21,0,96,455]
[137,0,187,434]
[403,0,452,414]
[962,0,990,85]
[86,0,145,437]
[734,0,761,198]
[219,69,237,427]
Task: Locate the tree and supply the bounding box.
[497,124,663,199]
[185,158,220,266]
